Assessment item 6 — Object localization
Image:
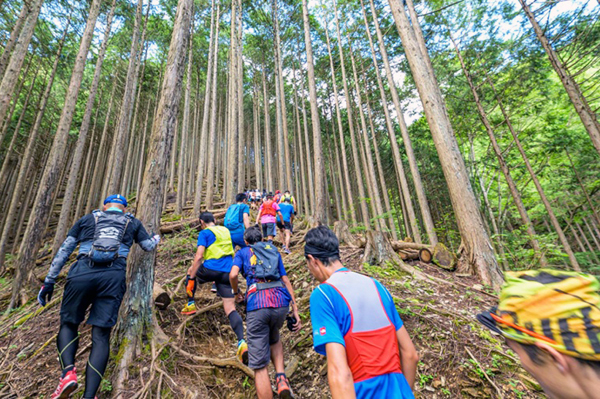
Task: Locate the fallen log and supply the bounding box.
[362,231,429,280]
[153,282,171,310]
[391,240,431,251]
[398,250,419,261]
[419,248,433,264]
[160,210,226,234]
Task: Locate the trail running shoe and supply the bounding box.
[276,374,293,399]
[237,339,249,365]
[181,302,197,315]
[211,283,217,293]
[51,368,78,399]
[283,247,291,254]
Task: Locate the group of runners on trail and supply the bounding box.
[38,190,600,399]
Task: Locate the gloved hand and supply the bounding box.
[38,283,54,306]
[185,275,196,298]
[151,234,161,245]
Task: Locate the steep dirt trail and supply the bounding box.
[0,205,545,398]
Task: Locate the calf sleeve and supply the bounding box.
[228,310,244,342]
[57,322,79,377]
[83,326,112,398]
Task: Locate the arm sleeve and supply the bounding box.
[310,286,345,355]
[375,280,404,331]
[135,219,157,251]
[45,217,83,285]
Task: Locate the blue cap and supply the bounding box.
[104,194,127,207]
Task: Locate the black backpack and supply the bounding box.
[251,242,282,283]
[88,211,132,263]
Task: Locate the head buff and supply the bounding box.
[477,269,600,361]
[304,242,339,261]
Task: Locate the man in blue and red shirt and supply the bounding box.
[305,226,418,399]
[230,226,301,399]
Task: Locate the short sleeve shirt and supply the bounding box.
[309,268,412,399]
[278,203,295,222]
[197,229,234,273]
[233,247,291,311]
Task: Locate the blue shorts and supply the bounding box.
[230,231,247,249]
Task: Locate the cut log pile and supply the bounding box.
[159,209,226,234]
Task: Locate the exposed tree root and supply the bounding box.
[168,343,254,378]
[175,302,222,337]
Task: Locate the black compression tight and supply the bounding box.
[84,325,112,398]
[56,323,112,399]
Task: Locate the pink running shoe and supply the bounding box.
[51,368,78,399]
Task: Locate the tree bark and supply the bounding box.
[0,3,29,81]
[449,32,546,267]
[302,0,327,224]
[53,0,117,256]
[9,0,102,307]
[261,65,273,192]
[518,0,600,156]
[113,0,192,393]
[386,0,503,288]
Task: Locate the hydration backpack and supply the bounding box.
[251,242,282,282]
[262,200,277,217]
[224,203,245,231]
[88,211,132,263]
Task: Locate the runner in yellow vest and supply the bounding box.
[181,212,248,365]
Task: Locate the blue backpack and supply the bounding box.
[224,203,245,232]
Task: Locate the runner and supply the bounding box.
[477,270,600,399]
[249,190,257,210]
[37,194,161,399]
[181,212,248,364]
[256,193,283,242]
[274,190,283,204]
[276,197,295,254]
[281,190,296,206]
[224,193,250,249]
[304,226,418,399]
[229,226,301,399]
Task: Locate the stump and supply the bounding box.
[153,282,171,310]
[432,243,457,270]
[333,220,355,246]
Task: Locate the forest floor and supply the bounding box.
[0,205,546,398]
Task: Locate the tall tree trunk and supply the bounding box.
[488,80,581,271]
[324,27,356,224]
[204,18,221,209]
[298,64,314,214]
[449,32,546,267]
[177,26,194,214]
[0,3,28,80]
[194,0,218,213]
[518,0,600,156]
[9,0,102,308]
[332,1,368,226]
[75,105,101,221]
[301,0,326,223]
[348,45,387,232]
[226,0,238,203]
[53,0,117,255]
[386,0,503,287]
[566,148,600,227]
[107,0,145,193]
[253,86,263,190]
[0,13,69,268]
[113,0,192,392]
[236,0,245,193]
[261,66,274,192]
[0,0,43,136]
[87,83,117,212]
[135,100,152,198]
[366,0,436,243]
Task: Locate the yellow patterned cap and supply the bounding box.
[477,269,600,360]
